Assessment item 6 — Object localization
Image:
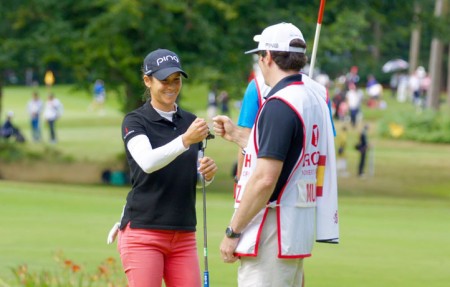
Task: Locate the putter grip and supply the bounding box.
[203,271,209,287]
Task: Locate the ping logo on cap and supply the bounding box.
[156,55,179,66]
[265,43,279,49]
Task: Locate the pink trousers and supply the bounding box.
[118,224,201,287]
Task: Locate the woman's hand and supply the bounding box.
[198,156,217,181]
[182,118,210,147]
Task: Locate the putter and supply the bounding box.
[201,132,214,287]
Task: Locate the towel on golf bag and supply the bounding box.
[315,99,339,244]
[302,73,339,243]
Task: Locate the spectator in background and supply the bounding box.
[346,82,362,128]
[25,68,34,86]
[315,73,330,88]
[218,90,230,116]
[345,65,360,88]
[355,124,369,177]
[206,85,218,121]
[336,125,349,177]
[232,71,270,187]
[409,66,426,107]
[332,91,345,121]
[90,79,106,115]
[338,98,349,122]
[1,111,26,143]
[331,72,348,121]
[389,73,399,98]
[43,93,63,144]
[396,72,409,103]
[366,74,383,109]
[418,69,431,110]
[27,92,43,142]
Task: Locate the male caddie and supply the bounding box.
[213,22,339,286]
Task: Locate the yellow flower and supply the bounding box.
[389,123,404,138]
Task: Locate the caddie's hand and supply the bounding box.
[220,236,239,264]
[198,156,217,181]
[182,118,209,147]
[212,115,235,142]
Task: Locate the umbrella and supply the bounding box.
[382,59,409,73]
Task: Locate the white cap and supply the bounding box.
[245,22,306,54]
[7,111,14,117]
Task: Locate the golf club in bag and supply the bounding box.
[199,132,215,287]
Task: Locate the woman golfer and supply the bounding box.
[117,48,217,287]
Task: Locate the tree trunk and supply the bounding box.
[408,2,421,75]
[372,20,381,60]
[0,75,3,121]
[447,46,450,110]
[426,0,446,111]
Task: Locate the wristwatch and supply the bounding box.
[225,226,241,238]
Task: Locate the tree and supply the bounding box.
[0,1,23,121]
[448,46,450,110]
[427,0,448,111]
[409,1,422,75]
[0,0,445,115]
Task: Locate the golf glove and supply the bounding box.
[107,222,120,244]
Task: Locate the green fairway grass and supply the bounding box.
[1,182,449,286]
[1,84,450,286]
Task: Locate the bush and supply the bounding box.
[378,110,450,143]
[10,251,126,287]
[0,142,75,163]
[0,142,26,162]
